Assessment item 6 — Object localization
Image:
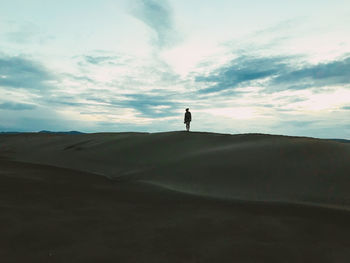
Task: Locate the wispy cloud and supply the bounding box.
[195,55,350,94]
[83,55,120,65]
[85,92,178,119]
[62,73,95,84]
[0,101,36,110]
[272,57,350,88]
[196,56,289,94]
[130,0,179,48]
[3,21,54,44]
[119,93,178,118]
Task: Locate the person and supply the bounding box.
[184,108,192,132]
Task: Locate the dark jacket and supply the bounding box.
[184,111,192,123]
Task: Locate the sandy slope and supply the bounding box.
[1,132,350,262]
[1,131,350,208]
[1,159,350,262]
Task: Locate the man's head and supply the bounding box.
[186,108,189,112]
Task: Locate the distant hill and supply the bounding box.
[1,130,84,134]
[38,130,84,134]
[0,131,22,134]
[329,138,350,144]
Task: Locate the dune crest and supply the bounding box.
[1,131,350,208]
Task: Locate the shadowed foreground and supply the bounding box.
[1,132,350,262]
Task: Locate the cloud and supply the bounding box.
[130,0,179,48]
[0,101,36,110]
[0,55,54,90]
[195,55,350,94]
[119,93,178,118]
[62,73,95,84]
[83,55,119,65]
[44,99,89,107]
[4,21,54,44]
[86,92,178,118]
[196,56,289,94]
[272,57,350,88]
[276,120,318,128]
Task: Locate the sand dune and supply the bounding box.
[1,132,350,262]
[1,131,350,208]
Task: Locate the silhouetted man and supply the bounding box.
[184,108,192,132]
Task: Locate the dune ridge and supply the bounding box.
[1,131,349,209]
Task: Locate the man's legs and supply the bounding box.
[186,122,190,132]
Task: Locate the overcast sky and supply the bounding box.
[1,0,350,138]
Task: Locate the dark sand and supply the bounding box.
[1,132,350,262]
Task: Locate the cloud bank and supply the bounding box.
[0,55,54,90]
[196,55,350,94]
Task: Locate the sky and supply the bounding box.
[0,0,350,138]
